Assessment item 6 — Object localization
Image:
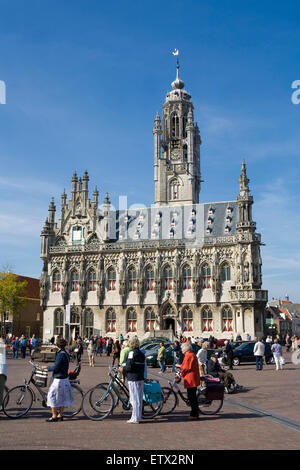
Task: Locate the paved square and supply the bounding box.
[1,351,300,450]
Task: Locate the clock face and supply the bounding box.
[171,150,181,161]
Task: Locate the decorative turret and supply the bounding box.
[236,160,256,232]
[48,197,56,226]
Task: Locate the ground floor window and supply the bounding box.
[127,308,137,333]
[54,309,64,336]
[182,307,193,332]
[106,308,116,333]
[145,308,156,332]
[222,305,233,332]
[202,306,213,332]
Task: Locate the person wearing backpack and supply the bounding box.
[20,336,28,359]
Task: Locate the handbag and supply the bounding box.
[143,380,162,404]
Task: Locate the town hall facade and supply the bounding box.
[40,64,268,342]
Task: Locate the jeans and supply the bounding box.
[172,356,179,373]
[159,359,166,373]
[13,349,19,359]
[256,356,263,370]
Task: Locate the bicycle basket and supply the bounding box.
[143,380,162,404]
[33,369,48,388]
[205,383,224,401]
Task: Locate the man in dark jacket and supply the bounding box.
[224,340,234,370]
[119,337,145,424]
[207,354,238,391]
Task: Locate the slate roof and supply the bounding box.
[100,201,239,243]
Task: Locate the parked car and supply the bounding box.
[141,337,170,346]
[232,341,273,366]
[145,343,173,367]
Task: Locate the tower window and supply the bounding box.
[171,114,180,139]
[169,179,180,201]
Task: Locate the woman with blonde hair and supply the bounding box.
[119,336,145,424]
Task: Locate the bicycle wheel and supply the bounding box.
[82,385,114,421]
[160,386,178,415]
[3,386,34,419]
[197,389,223,415]
[63,384,83,418]
[142,398,163,419]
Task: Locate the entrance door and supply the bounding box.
[164,318,175,333]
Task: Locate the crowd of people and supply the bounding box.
[4,334,39,359]
[1,329,299,424]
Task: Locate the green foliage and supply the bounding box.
[0,272,28,317]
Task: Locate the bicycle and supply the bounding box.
[2,361,83,419]
[160,374,224,416]
[82,366,163,421]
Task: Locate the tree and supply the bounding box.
[0,272,28,333]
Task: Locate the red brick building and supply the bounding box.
[1,275,43,339]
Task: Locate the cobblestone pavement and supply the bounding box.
[1,350,300,450]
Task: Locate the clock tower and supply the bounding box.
[153,60,201,207]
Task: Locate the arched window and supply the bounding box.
[182,307,193,332]
[53,271,61,292]
[163,266,173,290]
[106,308,116,333]
[127,308,137,333]
[54,309,64,336]
[88,270,97,291]
[84,309,94,338]
[171,114,179,139]
[145,308,156,332]
[128,268,137,292]
[201,264,211,289]
[107,268,116,291]
[145,267,155,291]
[169,179,180,201]
[222,306,233,332]
[71,270,79,292]
[221,263,231,281]
[183,266,192,290]
[202,306,213,332]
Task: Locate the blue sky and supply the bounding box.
[0,0,299,301]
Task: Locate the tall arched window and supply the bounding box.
[106,308,116,333]
[107,268,116,291]
[84,309,94,338]
[145,267,155,291]
[183,266,192,290]
[182,307,193,332]
[221,263,231,281]
[53,271,61,292]
[163,266,173,290]
[171,114,179,139]
[70,309,80,324]
[127,308,137,333]
[222,306,233,332]
[128,268,137,292]
[88,270,97,291]
[54,309,64,336]
[201,264,211,289]
[145,308,156,332]
[202,306,213,332]
[71,271,79,291]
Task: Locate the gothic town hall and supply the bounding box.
[40,64,268,342]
